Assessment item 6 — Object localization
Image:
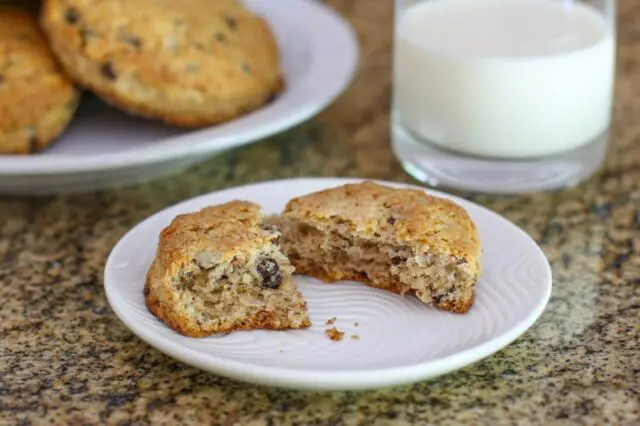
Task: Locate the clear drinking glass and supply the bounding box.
[392,0,616,194]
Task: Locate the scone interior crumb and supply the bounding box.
[170,242,307,332]
[277,218,476,312]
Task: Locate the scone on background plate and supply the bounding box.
[0,5,80,154]
[145,201,311,338]
[273,182,481,313]
[41,0,282,127]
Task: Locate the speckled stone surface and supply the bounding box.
[1,1,639,424]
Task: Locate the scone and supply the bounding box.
[0,5,80,154]
[145,201,311,337]
[41,0,282,127]
[273,182,481,313]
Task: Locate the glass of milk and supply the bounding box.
[392,0,616,193]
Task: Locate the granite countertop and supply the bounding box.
[1,1,639,424]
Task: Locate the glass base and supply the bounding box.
[392,116,608,194]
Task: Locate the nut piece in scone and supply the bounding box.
[273,182,481,313]
[145,201,311,337]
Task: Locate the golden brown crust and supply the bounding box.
[0,5,80,154]
[41,0,282,127]
[144,265,196,336]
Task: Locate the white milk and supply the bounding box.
[394,0,615,159]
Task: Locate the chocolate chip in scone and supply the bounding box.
[100,62,117,81]
[225,16,237,30]
[391,256,406,265]
[257,258,282,289]
[387,216,397,225]
[28,135,39,153]
[65,8,79,24]
[121,34,142,50]
[433,294,446,304]
[215,32,227,43]
[240,62,252,75]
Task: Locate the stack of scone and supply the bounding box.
[0,0,282,154]
[145,182,482,338]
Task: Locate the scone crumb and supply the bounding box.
[325,327,344,342]
[354,322,359,327]
[350,334,360,341]
[326,317,337,325]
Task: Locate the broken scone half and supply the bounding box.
[273,182,481,313]
[145,201,311,337]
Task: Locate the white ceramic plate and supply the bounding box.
[104,178,552,391]
[0,0,359,195]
